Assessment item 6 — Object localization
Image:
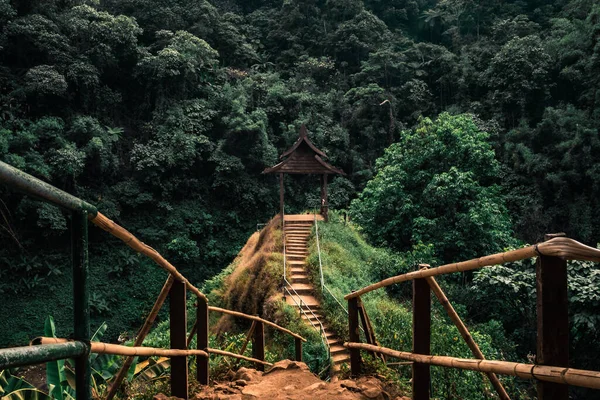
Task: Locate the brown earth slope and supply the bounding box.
[189,360,409,400]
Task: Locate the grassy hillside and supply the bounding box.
[306,212,530,399]
[142,215,328,379]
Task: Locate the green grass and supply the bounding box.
[306,211,529,399]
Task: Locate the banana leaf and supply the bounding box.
[1,388,53,400]
[133,358,170,382]
[44,317,66,400]
[0,370,34,395]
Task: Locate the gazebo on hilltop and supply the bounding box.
[263,125,345,221]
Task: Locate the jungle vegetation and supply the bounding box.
[0,1,599,397]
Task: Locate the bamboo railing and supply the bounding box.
[32,337,209,358]
[344,343,600,390]
[344,235,600,400]
[345,237,600,300]
[0,160,306,400]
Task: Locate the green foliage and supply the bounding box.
[307,215,521,399]
[2,1,600,396]
[0,370,52,400]
[350,113,515,263]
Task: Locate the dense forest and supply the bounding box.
[1,0,600,394]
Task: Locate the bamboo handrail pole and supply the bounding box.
[424,273,510,400]
[89,212,208,302]
[186,321,198,349]
[344,343,600,391]
[239,321,257,355]
[345,246,538,299]
[207,348,272,366]
[208,306,306,342]
[31,338,208,358]
[345,237,600,300]
[106,275,175,400]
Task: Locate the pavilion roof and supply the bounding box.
[262,125,345,175]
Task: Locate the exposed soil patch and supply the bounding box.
[179,360,409,400]
[16,363,47,391]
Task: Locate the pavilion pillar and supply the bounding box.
[279,173,284,224]
[320,174,328,222]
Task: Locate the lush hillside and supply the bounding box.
[1,0,600,369]
[306,213,527,399]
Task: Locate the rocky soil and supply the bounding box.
[155,360,409,400]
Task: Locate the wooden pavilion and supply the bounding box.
[263,125,345,221]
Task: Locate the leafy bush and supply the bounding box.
[306,214,521,399]
[350,113,516,264]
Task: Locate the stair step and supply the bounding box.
[285,294,320,308]
[287,260,307,266]
[286,239,308,244]
[330,345,347,355]
[332,353,350,364]
[300,313,323,321]
[291,276,310,284]
[327,337,341,345]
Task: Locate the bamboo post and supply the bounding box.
[348,295,361,376]
[280,173,284,224]
[424,274,510,400]
[252,320,265,372]
[197,295,209,385]
[186,321,197,349]
[72,210,91,400]
[537,233,569,400]
[357,300,377,359]
[106,275,175,400]
[413,264,431,400]
[295,337,303,362]
[359,299,386,363]
[170,280,188,399]
[239,321,257,356]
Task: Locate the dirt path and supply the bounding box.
[187,360,409,400]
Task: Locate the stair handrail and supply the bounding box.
[282,227,331,368]
[313,212,351,316]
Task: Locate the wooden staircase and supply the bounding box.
[283,215,350,373]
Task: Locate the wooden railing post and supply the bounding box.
[536,233,569,400]
[170,280,188,399]
[252,320,265,372]
[348,294,361,376]
[295,337,303,361]
[72,211,91,400]
[197,295,209,385]
[413,264,431,400]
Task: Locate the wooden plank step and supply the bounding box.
[286,247,308,252]
[332,353,350,363]
[330,345,347,355]
[327,337,341,345]
[284,214,322,221]
[287,247,308,252]
[291,275,310,283]
[287,260,307,266]
[285,294,320,308]
[300,314,323,322]
[290,283,313,290]
[286,236,310,240]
